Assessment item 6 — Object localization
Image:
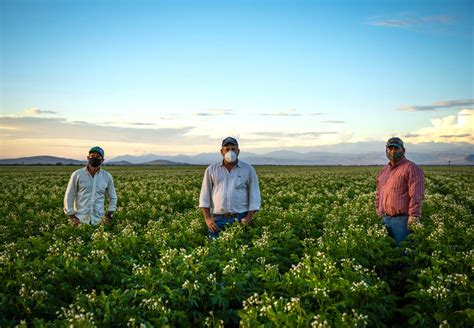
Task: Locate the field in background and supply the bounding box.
[0,166,472,327]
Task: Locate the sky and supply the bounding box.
[1,0,473,159]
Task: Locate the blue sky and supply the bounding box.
[1,0,473,158]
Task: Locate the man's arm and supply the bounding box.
[201,207,218,232]
[104,174,118,224]
[407,165,425,224]
[64,171,80,224]
[199,167,218,231]
[375,171,383,216]
[242,167,261,225]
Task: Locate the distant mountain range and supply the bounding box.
[0,156,188,166]
[0,156,86,165]
[1,142,473,166]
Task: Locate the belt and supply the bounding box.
[383,213,408,217]
[217,212,238,217]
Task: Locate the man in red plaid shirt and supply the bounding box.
[376,137,425,246]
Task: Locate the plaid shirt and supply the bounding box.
[375,158,425,217]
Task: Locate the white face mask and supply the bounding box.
[224,150,238,163]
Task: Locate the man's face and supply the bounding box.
[220,144,239,157]
[386,145,404,161]
[87,152,104,164]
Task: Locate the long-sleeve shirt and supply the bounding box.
[375,158,424,217]
[64,167,117,225]
[199,160,261,214]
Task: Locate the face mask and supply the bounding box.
[386,149,404,161]
[89,157,102,167]
[224,150,238,163]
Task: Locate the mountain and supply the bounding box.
[0,156,85,165]
[104,160,134,166]
[465,154,474,163]
[109,142,473,165]
[143,159,189,166]
[2,142,472,166]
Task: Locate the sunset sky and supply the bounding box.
[1,0,473,159]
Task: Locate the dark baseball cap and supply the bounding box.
[386,137,404,148]
[222,137,238,147]
[89,146,104,157]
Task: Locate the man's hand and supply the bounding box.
[205,217,219,232]
[408,216,420,226]
[104,212,114,225]
[241,215,253,225]
[69,214,80,225]
[241,211,256,225]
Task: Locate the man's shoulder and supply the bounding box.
[207,162,222,170]
[377,163,390,174]
[238,160,256,171]
[404,159,423,173]
[403,159,422,169]
[72,167,87,176]
[99,168,113,178]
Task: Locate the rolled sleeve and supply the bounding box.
[407,165,425,217]
[106,174,118,212]
[199,167,212,208]
[64,171,78,215]
[248,166,261,211]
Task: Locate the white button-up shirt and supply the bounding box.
[199,160,261,214]
[64,167,117,225]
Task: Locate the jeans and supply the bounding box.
[382,215,410,246]
[209,212,247,239]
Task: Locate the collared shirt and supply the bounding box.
[375,158,424,217]
[64,167,118,225]
[199,160,261,214]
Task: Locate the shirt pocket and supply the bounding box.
[95,178,108,196]
[235,174,248,189]
[391,174,407,194]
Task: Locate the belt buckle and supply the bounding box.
[223,212,236,217]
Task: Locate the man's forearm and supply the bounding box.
[201,207,213,220]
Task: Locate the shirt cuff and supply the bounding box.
[64,208,75,215]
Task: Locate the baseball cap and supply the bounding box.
[222,137,238,147]
[89,146,104,157]
[386,137,404,148]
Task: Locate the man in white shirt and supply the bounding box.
[199,137,261,238]
[64,146,117,225]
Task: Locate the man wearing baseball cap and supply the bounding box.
[199,137,261,238]
[375,137,425,246]
[64,146,117,225]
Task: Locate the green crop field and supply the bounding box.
[0,166,472,327]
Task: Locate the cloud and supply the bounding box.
[128,122,157,126]
[366,14,456,28]
[398,99,474,112]
[254,131,338,138]
[402,109,473,143]
[196,109,234,116]
[23,108,58,115]
[439,133,470,138]
[0,116,195,145]
[322,120,345,124]
[259,109,302,117]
